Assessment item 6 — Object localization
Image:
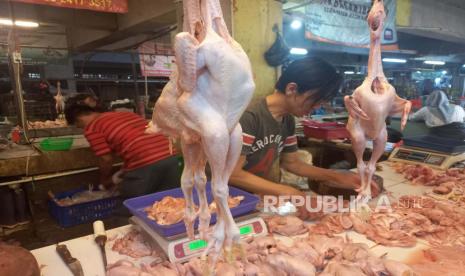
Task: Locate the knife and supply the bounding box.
[56,244,84,276]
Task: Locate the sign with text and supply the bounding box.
[305,0,398,48]
[12,0,128,13]
[138,42,176,77]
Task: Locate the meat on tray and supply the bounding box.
[145,195,244,226]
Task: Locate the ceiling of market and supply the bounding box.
[0,0,464,62]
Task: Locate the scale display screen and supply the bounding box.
[188,240,207,251]
[240,225,252,235]
[186,224,254,252]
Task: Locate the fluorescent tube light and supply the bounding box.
[290,19,302,30]
[290,48,308,55]
[424,60,445,65]
[0,18,39,27]
[344,71,355,75]
[382,58,407,63]
[15,20,39,28]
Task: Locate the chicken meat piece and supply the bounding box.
[276,238,324,269]
[208,195,244,212]
[0,243,40,276]
[215,262,243,276]
[106,260,152,276]
[383,259,415,276]
[345,0,411,199]
[322,261,366,276]
[141,262,179,276]
[145,196,189,225]
[410,246,465,276]
[306,234,345,258]
[265,215,308,236]
[150,0,255,266]
[111,230,155,258]
[308,213,353,236]
[266,253,316,276]
[433,182,454,195]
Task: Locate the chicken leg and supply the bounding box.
[345,0,411,200]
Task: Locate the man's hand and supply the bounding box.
[100,177,115,191]
[333,171,381,198]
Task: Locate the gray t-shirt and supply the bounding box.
[240,99,298,182]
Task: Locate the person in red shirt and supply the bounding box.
[65,103,180,198]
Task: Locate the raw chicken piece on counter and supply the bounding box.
[145,195,244,226]
[409,246,465,276]
[111,230,159,259]
[308,195,465,248]
[265,215,308,236]
[392,162,465,203]
[106,231,414,275]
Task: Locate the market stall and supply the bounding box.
[2,0,465,275]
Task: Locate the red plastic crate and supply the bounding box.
[303,120,350,140]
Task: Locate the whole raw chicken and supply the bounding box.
[344,0,411,198]
[149,0,255,268]
[54,81,65,115]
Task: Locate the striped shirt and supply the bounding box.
[85,112,175,171]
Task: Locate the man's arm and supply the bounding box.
[98,153,114,188]
[281,151,380,195]
[230,156,304,197]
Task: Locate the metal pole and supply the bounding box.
[130,52,141,115]
[7,1,29,142]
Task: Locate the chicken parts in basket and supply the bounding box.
[344,0,411,199]
[148,0,255,268]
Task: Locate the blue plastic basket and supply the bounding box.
[124,182,259,237]
[48,187,118,228]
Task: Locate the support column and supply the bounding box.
[232,0,283,99]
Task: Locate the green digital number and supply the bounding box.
[188,240,207,251]
[240,225,252,235]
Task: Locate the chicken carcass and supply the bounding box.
[54,81,65,115]
[149,0,255,266]
[344,0,411,199]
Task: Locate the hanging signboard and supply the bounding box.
[138,42,176,77]
[0,45,68,65]
[12,0,128,13]
[305,0,398,49]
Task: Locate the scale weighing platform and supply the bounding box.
[388,135,465,170]
[130,212,267,263]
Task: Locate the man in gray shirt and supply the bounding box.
[230,57,380,219]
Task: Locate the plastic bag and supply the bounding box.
[264,24,290,67]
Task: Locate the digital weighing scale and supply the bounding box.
[130,212,268,263]
[388,146,465,170]
[388,135,465,170]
